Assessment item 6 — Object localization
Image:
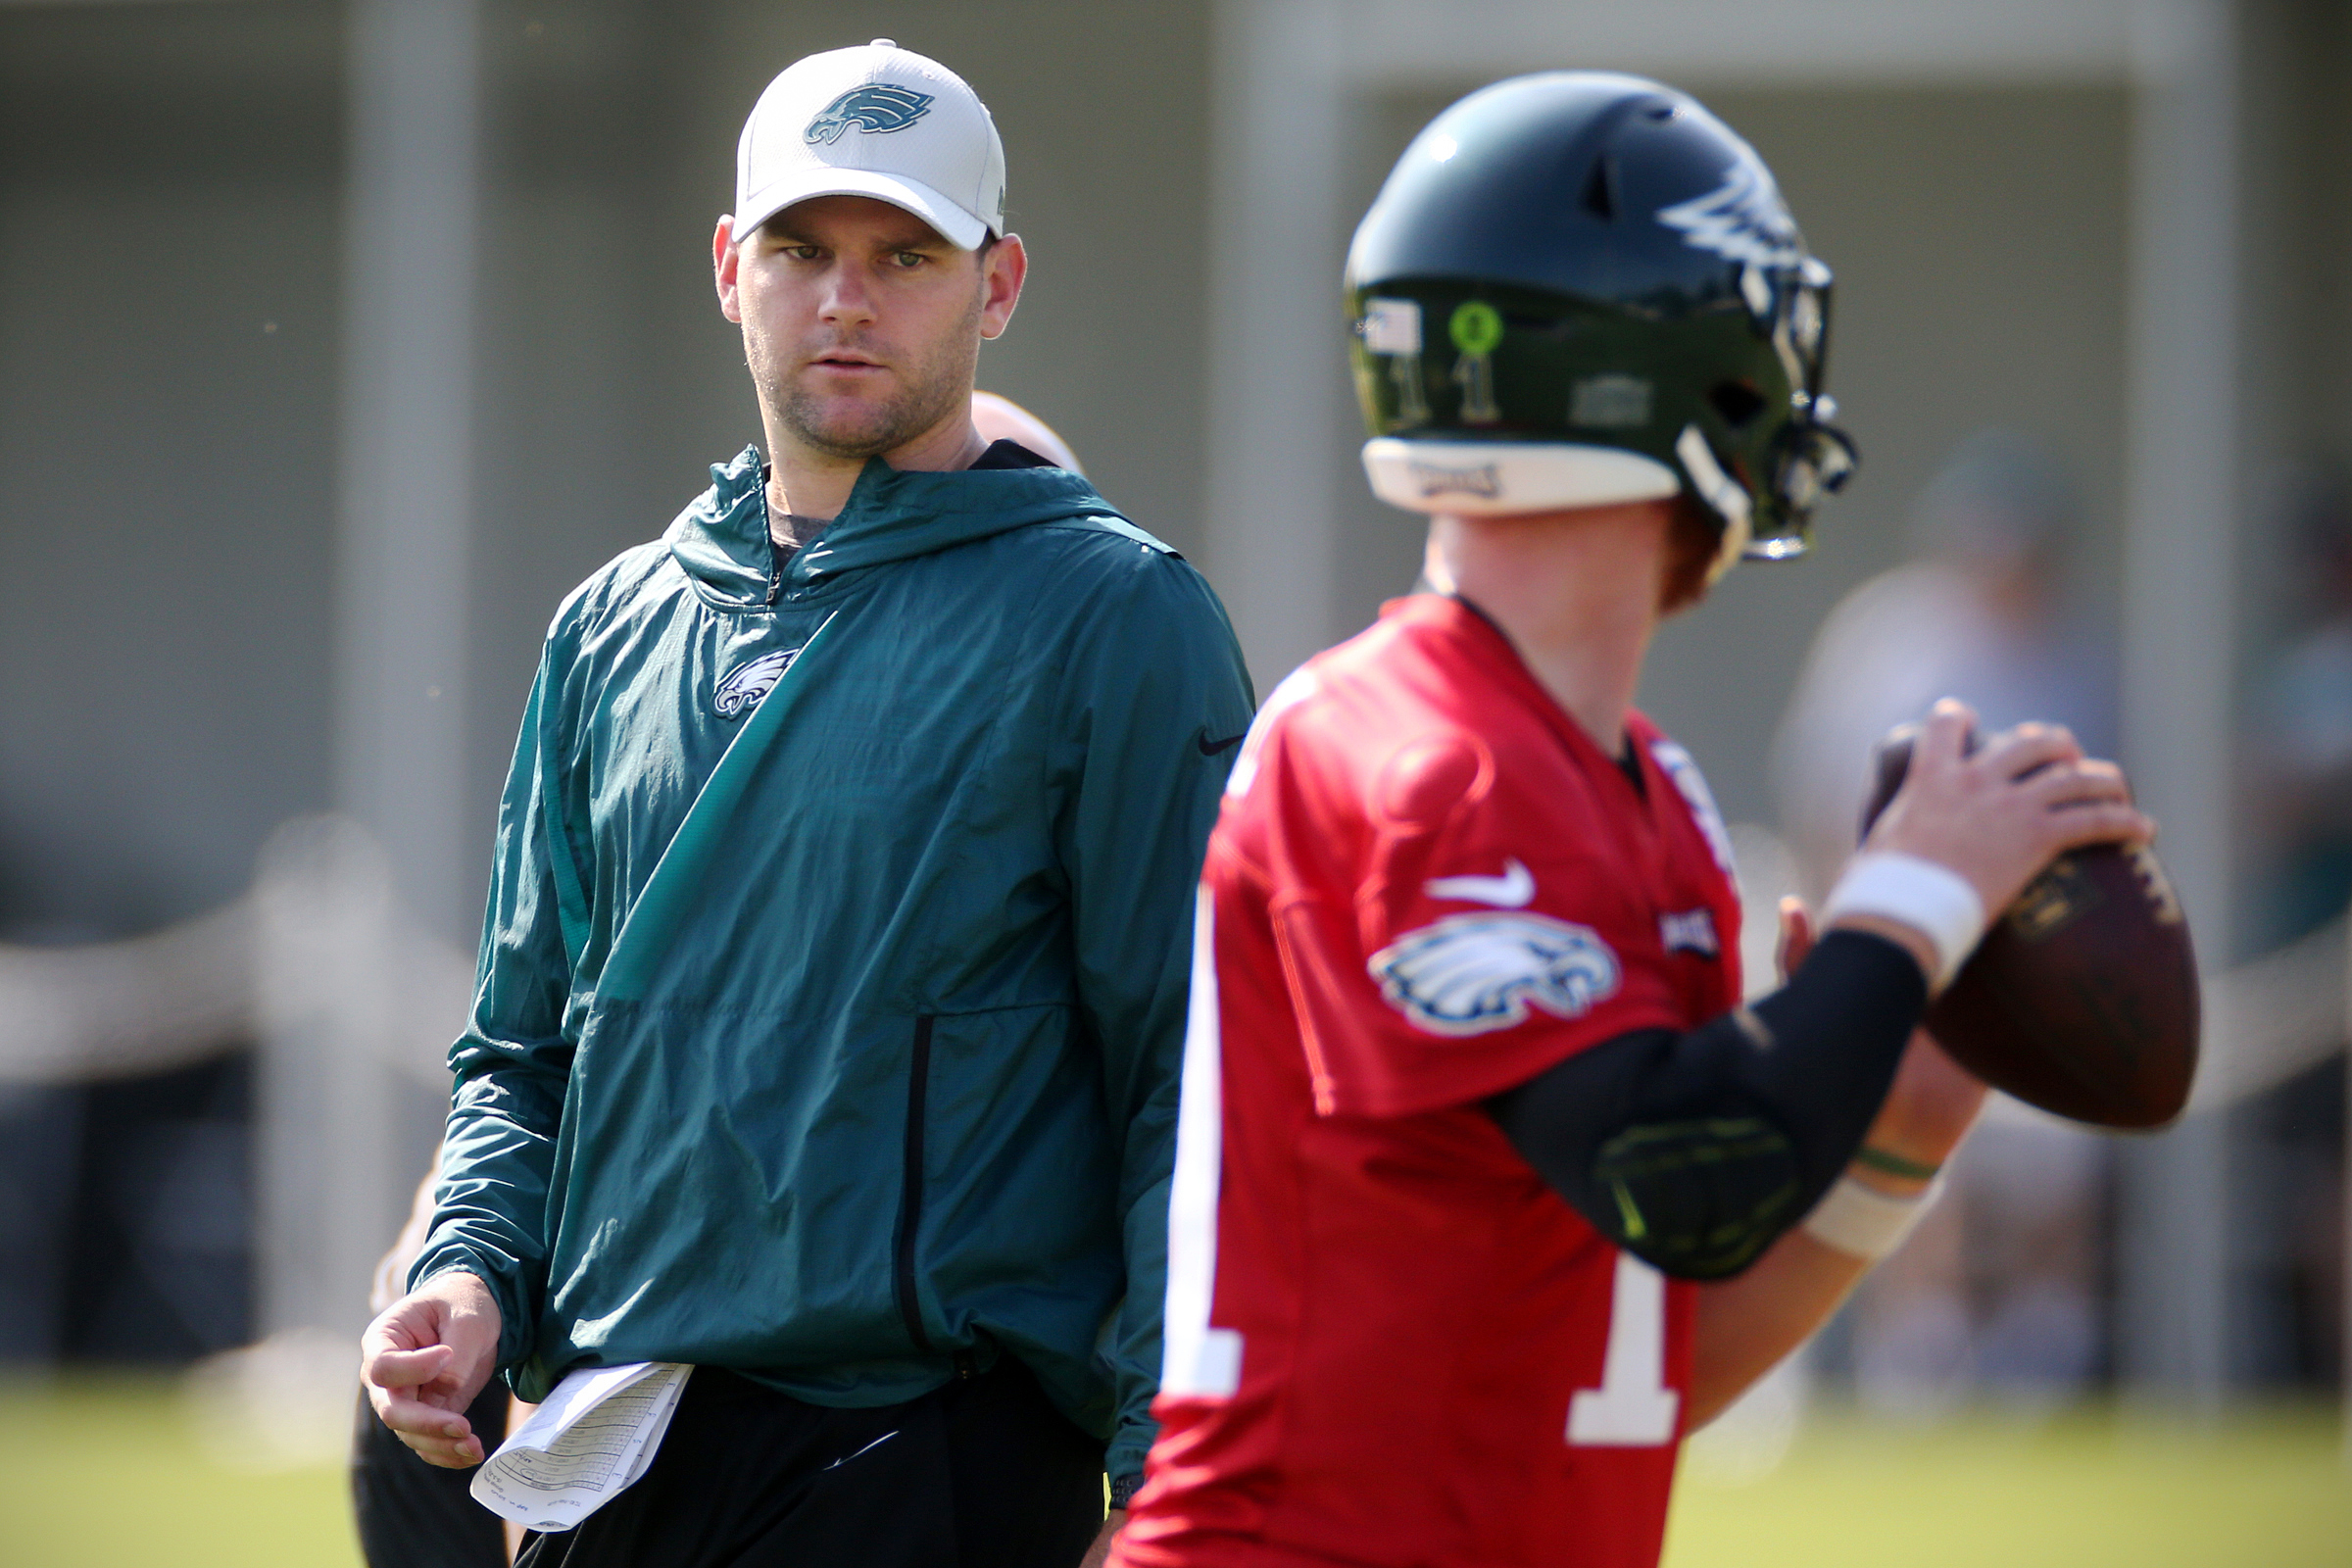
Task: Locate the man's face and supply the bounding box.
[716,195,1024,460]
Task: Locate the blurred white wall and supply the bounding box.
[2,0,2347,1407]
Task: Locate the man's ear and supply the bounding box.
[713,216,744,324]
[978,233,1027,341]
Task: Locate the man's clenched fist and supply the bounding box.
[362,1270,504,1468]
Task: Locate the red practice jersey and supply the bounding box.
[1116,596,1744,1568]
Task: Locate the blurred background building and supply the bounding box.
[2,0,2347,1446]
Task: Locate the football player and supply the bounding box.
[1112,74,2150,1568]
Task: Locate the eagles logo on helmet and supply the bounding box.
[1345,71,1859,581]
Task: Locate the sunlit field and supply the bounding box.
[0,1373,361,1568]
[1668,1403,2352,1568]
[4,1377,2348,1567]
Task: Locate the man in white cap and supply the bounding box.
[360,41,1252,1568]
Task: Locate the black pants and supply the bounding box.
[351,1382,512,1568]
[515,1358,1106,1568]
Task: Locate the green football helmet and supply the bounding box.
[1347,72,1856,580]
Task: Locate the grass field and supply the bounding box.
[1667,1403,2352,1568]
[0,1373,361,1568]
[1,1377,2346,1566]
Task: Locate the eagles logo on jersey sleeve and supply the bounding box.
[1368,909,1622,1036]
[1300,830,1690,1117]
[1233,712,1714,1120]
[1210,596,1742,1122]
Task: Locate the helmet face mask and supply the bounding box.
[1346,73,1856,567]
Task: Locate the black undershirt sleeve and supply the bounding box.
[1485,930,1929,1281]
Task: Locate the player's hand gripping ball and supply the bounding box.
[1862,723,2199,1129]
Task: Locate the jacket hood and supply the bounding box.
[669,445,1124,607]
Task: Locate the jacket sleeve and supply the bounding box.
[406,642,585,1371]
[1050,543,1256,1488]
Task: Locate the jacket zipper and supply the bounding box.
[893,1015,936,1355]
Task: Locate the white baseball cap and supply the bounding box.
[731,40,1007,252]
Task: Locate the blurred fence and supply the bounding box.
[2,817,2341,1358]
[0,818,466,1095]
[1,815,468,1357]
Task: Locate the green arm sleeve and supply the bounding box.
[407,646,586,1371]
[1051,543,1255,1486]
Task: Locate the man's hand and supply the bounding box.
[1082,1509,1128,1568]
[1862,699,2152,923]
[361,1270,503,1468]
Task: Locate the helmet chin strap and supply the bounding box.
[1362,428,1754,584]
[1672,425,1753,585]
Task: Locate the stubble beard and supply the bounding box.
[760,289,984,462]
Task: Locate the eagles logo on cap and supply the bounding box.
[804,84,935,146]
[732,41,1008,253]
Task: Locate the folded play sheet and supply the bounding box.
[469,1361,692,1533]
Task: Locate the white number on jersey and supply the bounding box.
[1566,1252,1681,1446]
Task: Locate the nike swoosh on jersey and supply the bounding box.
[1198,728,1247,757]
[1425,858,1536,907]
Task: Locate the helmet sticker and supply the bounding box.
[804,84,936,146]
[1448,300,1503,356]
[1363,298,1423,354]
[1569,374,1652,429]
[1406,458,1502,500]
[1655,158,1804,269]
[1362,440,1679,517]
[1448,301,1503,425]
[1363,298,1431,425]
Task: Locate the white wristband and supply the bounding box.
[1820,852,1986,989]
[1802,1173,1944,1261]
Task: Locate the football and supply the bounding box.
[1859,725,2199,1129]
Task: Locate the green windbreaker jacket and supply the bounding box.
[410,446,1254,1481]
